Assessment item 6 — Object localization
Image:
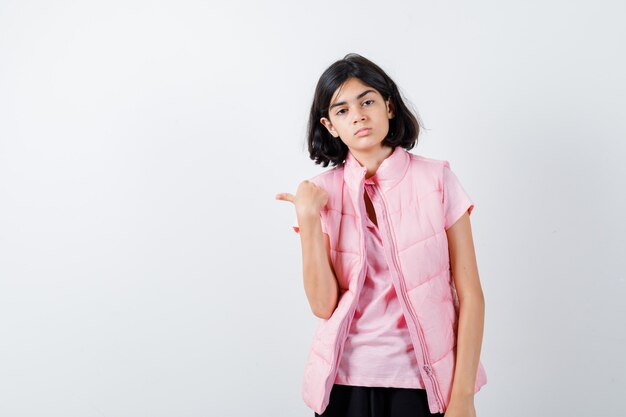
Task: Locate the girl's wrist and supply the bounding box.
[296,208,320,221]
[450,390,475,404]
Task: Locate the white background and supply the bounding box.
[1,1,625,416]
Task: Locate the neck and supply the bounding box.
[349,145,395,179]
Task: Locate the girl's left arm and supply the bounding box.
[446,210,485,406]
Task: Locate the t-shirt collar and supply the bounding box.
[343,146,411,191]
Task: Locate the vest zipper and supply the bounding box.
[369,183,446,414]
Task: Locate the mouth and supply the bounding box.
[355,128,371,136]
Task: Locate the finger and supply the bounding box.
[275,192,295,203]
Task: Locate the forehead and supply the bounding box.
[330,77,380,103]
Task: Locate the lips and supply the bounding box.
[355,128,371,136]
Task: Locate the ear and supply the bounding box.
[320,117,339,137]
[386,98,395,119]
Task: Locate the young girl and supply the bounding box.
[276,53,487,417]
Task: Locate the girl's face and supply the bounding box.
[320,77,394,154]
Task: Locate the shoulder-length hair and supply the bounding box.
[307,53,424,167]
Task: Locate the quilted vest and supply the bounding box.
[296,146,487,415]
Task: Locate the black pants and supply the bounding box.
[314,384,444,417]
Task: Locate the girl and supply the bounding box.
[276,53,487,417]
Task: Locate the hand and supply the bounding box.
[275,180,328,218]
[443,397,476,417]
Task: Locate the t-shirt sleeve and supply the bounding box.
[292,211,328,234]
[442,161,475,230]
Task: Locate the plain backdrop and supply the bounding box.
[1,1,625,416]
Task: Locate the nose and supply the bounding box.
[352,108,366,124]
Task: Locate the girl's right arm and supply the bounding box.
[297,210,339,320]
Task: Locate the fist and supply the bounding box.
[275,180,328,217]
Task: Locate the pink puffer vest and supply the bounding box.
[294,146,487,415]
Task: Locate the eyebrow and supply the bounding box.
[329,89,376,111]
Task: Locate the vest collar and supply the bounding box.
[343,145,410,191]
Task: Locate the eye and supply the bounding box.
[336,108,347,116]
[363,99,375,106]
